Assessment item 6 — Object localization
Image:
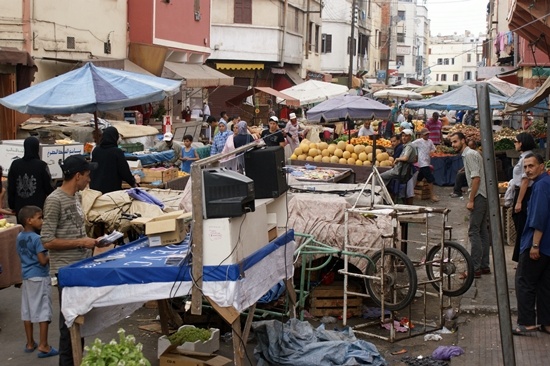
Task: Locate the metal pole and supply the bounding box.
[475,83,516,366]
[348,0,357,89]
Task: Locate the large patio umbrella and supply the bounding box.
[306,94,391,122]
[278,80,349,105]
[405,85,508,110]
[414,84,449,96]
[373,89,423,100]
[0,62,181,136]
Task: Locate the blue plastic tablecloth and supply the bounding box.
[431,155,463,186]
[125,150,175,166]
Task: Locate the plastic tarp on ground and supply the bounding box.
[405,85,508,110]
[253,319,387,366]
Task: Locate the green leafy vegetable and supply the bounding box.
[168,327,212,345]
[82,328,150,366]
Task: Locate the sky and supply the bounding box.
[423,0,489,36]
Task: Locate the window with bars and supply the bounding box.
[453,74,458,81]
[234,0,252,24]
[397,33,405,43]
[358,33,368,56]
[322,34,332,53]
[437,58,442,65]
[441,74,447,81]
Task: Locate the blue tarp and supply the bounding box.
[253,319,387,366]
[405,85,508,110]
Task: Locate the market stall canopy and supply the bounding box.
[504,76,550,113]
[373,89,423,100]
[0,62,181,114]
[413,84,449,96]
[405,85,508,110]
[484,76,532,97]
[225,86,300,107]
[277,80,348,105]
[306,94,391,122]
[162,61,234,88]
[389,83,422,90]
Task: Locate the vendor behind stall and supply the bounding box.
[154,132,183,167]
[90,127,137,194]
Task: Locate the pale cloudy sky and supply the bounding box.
[424,0,489,36]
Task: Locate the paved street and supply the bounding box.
[1,185,549,365]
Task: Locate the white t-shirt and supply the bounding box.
[412,138,435,167]
[358,126,374,136]
[397,114,406,123]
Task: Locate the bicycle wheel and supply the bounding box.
[426,241,474,297]
[365,248,417,311]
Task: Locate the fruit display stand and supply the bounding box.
[290,159,389,183]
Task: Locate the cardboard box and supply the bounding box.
[132,211,191,246]
[142,167,178,183]
[267,224,277,242]
[158,326,220,359]
[159,346,231,366]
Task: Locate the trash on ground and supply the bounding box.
[423,334,443,341]
[320,316,337,324]
[382,320,409,333]
[432,345,464,360]
[434,327,453,334]
[401,355,449,366]
[391,349,408,355]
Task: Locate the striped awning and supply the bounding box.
[216,63,264,70]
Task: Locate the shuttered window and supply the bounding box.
[322,34,332,53]
[234,0,252,24]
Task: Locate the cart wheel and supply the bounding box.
[425,241,474,297]
[365,248,417,311]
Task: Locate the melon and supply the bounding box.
[354,145,365,154]
[314,155,323,162]
[337,141,347,150]
[376,149,382,155]
[330,156,339,163]
[309,143,318,150]
[322,156,331,163]
[294,147,303,155]
[358,152,367,161]
[306,156,314,161]
[364,160,372,166]
[321,149,330,157]
[367,152,373,161]
[365,145,373,154]
[376,152,390,162]
[327,144,337,154]
[351,153,358,160]
[339,158,347,164]
[308,148,318,157]
[342,151,351,159]
[297,154,307,160]
[345,144,355,153]
[318,142,328,151]
[334,148,344,158]
[355,159,363,166]
[300,144,310,153]
[347,158,355,165]
[290,154,298,160]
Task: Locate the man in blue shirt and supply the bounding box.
[514,153,550,335]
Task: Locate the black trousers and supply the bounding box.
[57,285,84,366]
[453,170,467,195]
[515,251,550,326]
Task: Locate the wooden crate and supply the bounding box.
[142,167,179,183]
[309,282,363,317]
[414,182,431,200]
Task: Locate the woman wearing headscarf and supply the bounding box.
[8,137,54,218]
[90,126,137,194]
[233,121,254,148]
[210,121,231,155]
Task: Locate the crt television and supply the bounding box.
[202,168,255,219]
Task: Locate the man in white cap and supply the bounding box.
[154,132,182,166]
[284,112,309,152]
[412,128,439,202]
[261,116,286,147]
[380,129,417,190]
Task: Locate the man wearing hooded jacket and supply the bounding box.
[8,136,54,218]
[90,127,137,194]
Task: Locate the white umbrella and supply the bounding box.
[278,80,349,105]
[389,83,421,90]
[373,89,423,100]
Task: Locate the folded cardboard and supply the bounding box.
[142,167,178,183]
[157,326,220,359]
[159,346,231,366]
[132,211,191,246]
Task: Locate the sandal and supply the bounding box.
[539,326,550,334]
[512,325,538,336]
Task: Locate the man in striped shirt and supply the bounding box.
[41,155,99,366]
[426,112,443,145]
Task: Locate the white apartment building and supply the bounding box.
[389,0,429,83]
[427,35,485,85]
[320,0,381,82]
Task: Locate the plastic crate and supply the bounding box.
[120,142,144,153]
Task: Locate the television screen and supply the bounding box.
[202,168,255,218]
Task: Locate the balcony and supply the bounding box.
[508,0,550,57]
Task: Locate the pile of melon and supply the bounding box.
[290,139,394,167]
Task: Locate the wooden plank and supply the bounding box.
[312,298,363,307]
[309,307,362,317]
[69,317,84,366]
[205,296,240,324]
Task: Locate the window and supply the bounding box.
[453,74,458,81]
[467,53,472,62]
[377,30,382,48]
[234,0,252,24]
[314,25,320,53]
[308,21,314,51]
[396,55,405,67]
[441,74,447,81]
[322,34,332,53]
[358,33,368,56]
[443,58,449,65]
[451,58,455,65]
[465,71,472,80]
[436,74,439,81]
[437,58,442,65]
[397,33,405,43]
[347,37,356,56]
[398,10,406,21]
